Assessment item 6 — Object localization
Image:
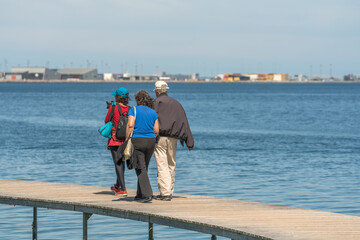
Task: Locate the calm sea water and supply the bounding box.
[0,82,360,239]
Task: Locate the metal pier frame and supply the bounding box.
[0,198,257,240]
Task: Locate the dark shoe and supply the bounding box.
[138,197,152,203]
[157,195,172,201]
[134,196,141,201]
[162,196,172,201]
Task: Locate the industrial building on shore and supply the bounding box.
[0,67,296,82]
[4,67,98,81]
[5,67,59,80]
[1,66,356,82]
[57,68,98,80]
[215,73,290,82]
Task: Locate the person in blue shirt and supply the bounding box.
[126,90,159,203]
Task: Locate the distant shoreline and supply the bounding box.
[1,79,360,84]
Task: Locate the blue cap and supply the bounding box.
[111,87,129,97]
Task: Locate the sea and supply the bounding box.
[0,82,360,239]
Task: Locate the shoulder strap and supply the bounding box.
[117,103,124,116]
[129,106,136,138]
[109,103,116,124]
[117,103,130,116]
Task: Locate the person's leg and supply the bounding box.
[135,166,152,198]
[136,178,141,199]
[116,160,126,191]
[133,138,153,199]
[144,138,156,169]
[110,146,122,189]
[154,137,172,196]
[167,137,178,195]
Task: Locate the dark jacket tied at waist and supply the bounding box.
[153,93,194,149]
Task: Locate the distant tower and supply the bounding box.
[4,59,8,72]
[123,61,130,78]
[330,64,333,77]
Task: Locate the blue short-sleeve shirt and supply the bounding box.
[129,106,158,138]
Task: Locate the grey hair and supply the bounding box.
[156,85,168,93]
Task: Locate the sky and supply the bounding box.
[1,0,359,77]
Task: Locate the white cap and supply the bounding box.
[154,80,169,91]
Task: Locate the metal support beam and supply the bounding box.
[149,221,154,240]
[83,212,93,240]
[32,207,37,240]
[211,235,217,240]
[0,193,266,240]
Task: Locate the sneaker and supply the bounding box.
[138,196,152,203]
[162,195,172,201]
[110,185,120,193]
[156,195,172,201]
[115,188,128,197]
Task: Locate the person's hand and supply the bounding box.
[106,101,113,109]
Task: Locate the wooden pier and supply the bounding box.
[1,179,360,240]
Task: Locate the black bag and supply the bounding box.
[115,139,134,170]
[126,157,134,170]
[112,103,130,139]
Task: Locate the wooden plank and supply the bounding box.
[1,179,360,240]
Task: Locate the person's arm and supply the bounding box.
[126,115,135,140]
[104,105,113,123]
[153,99,159,113]
[154,119,159,137]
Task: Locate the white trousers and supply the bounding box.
[154,136,177,196]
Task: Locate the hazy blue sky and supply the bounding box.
[1,0,359,76]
